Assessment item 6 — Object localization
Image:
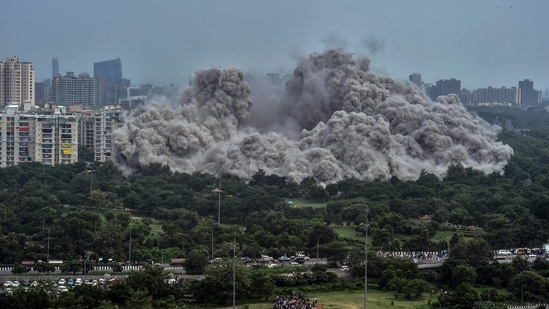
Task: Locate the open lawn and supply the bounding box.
[333,227,368,242]
[333,226,477,248]
[287,198,327,209]
[219,288,435,309]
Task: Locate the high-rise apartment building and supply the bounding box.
[0,105,78,167]
[93,110,121,162]
[78,109,122,162]
[94,58,131,105]
[427,78,461,101]
[471,86,519,105]
[409,73,423,88]
[518,79,541,106]
[51,72,98,106]
[0,57,35,108]
[52,57,61,78]
[35,82,49,107]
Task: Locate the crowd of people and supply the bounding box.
[376,250,449,264]
[273,295,321,309]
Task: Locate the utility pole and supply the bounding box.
[47,227,50,262]
[211,228,214,261]
[364,208,369,309]
[128,226,132,263]
[233,226,236,309]
[212,182,222,224]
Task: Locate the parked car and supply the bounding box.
[75,278,82,286]
[261,255,273,261]
[278,255,291,262]
[3,281,13,288]
[293,257,305,264]
[12,281,20,287]
[67,278,74,286]
[31,281,38,287]
[58,286,69,293]
[58,278,66,286]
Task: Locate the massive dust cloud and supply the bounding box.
[112,49,513,183]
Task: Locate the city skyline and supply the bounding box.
[1,0,548,91]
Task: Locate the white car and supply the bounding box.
[31,281,38,287]
[58,285,69,293]
[75,278,82,286]
[497,250,512,256]
[3,281,13,288]
[12,281,20,287]
[58,278,66,286]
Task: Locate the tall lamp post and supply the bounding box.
[364,208,369,309]
[233,226,236,309]
[212,186,222,224]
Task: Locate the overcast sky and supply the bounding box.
[2,0,548,91]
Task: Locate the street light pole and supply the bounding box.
[128,226,132,263]
[212,185,222,225]
[47,227,50,262]
[365,208,369,309]
[233,226,236,309]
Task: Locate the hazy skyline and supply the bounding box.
[1,0,548,91]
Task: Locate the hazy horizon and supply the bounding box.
[1,0,548,91]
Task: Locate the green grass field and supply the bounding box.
[333,226,477,248]
[218,288,435,309]
[287,198,327,209]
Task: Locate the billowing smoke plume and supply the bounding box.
[112,49,513,183]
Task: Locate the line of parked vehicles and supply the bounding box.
[234,252,312,268]
[2,277,108,295]
[495,247,549,259]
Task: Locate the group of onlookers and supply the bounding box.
[376,250,449,264]
[273,294,321,309]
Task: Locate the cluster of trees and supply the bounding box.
[1,106,549,307]
[0,264,340,308]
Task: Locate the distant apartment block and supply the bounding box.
[468,86,520,105]
[0,56,35,108]
[408,73,423,88]
[34,82,49,107]
[90,110,121,162]
[0,105,78,167]
[427,78,461,101]
[94,58,131,105]
[518,79,541,106]
[52,57,61,78]
[51,72,98,106]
